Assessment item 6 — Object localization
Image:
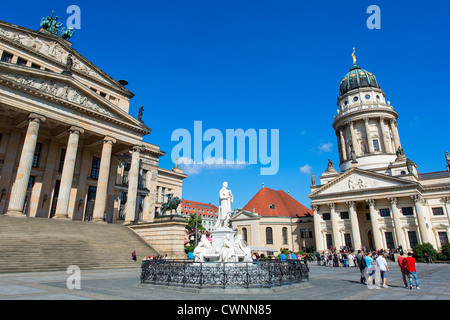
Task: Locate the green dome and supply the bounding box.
[339,65,381,96]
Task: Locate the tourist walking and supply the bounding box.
[364,251,376,287]
[405,252,420,290]
[356,250,366,283]
[376,253,390,288]
[397,252,409,288]
[131,250,137,262]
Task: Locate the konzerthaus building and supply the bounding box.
[0,18,187,223]
[309,52,450,252]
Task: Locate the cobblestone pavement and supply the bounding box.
[0,262,449,300]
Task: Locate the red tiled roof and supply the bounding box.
[242,187,312,218]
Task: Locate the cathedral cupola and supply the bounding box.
[332,49,402,172]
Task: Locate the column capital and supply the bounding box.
[387,197,397,205]
[346,201,356,209]
[103,136,116,145]
[363,116,370,124]
[411,194,421,203]
[442,196,450,204]
[28,113,46,124]
[311,204,319,211]
[366,199,376,207]
[130,145,145,154]
[69,126,84,136]
[328,203,336,210]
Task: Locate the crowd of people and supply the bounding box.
[315,247,420,290]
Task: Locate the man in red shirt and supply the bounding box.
[405,252,420,290]
[397,252,409,288]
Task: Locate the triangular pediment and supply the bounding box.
[0,63,150,134]
[310,168,419,198]
[231,210,260,221]
[0,20,132,97]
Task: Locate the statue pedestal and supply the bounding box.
[210,228,236,255]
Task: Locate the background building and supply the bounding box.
[181,199,218,231]
[309,53,450,253]
[231,186,314,254]
[0,19,187,224]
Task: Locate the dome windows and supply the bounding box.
[353,96,359,102]
[365,94,371,100]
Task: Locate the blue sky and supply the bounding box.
[2,1,449,209]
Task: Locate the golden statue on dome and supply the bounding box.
[352,47,357,66]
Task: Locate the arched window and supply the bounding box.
[242,227,248,243]
[282,227,288,245]
[266,227,273,245]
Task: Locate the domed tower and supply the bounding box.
[333,49,402,172]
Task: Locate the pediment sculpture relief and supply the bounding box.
[0,25,105,82]
[1,72,115,118]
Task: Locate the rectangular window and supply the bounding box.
[27,176,35,191]
[31,63,41,69]
[1,51,13,63]
[372,140,380,152]
[58,148,66,173]
[300,228,305,239]
[380,208,391,217]
[340,211,349,219]
[402,207,414,216]
[308,228,313,238]
[90,156,101,179]
[32,143,42,168]
[432,207,444,216]
[322,213,331,221]
[438,232,449,245]
[385,232,395,249]
[16,57,27,66]
[408,231,419,248]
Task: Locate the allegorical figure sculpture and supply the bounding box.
[218,234,237,263]
[234,234,252,262]
[194,235,212,262]
[216,182,233,230]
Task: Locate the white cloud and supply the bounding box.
[178,156,248,175]
[299,164,312,174]
[318,142,333,153]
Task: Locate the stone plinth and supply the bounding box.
[129,215,186,259]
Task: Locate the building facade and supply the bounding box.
[231,186,314,254]
[309,53,450,252]
[0,19,187,224]
[180,199,219,232]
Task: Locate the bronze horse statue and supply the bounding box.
[161,193,181,215]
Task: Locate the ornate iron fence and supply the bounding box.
[140,259,309,289]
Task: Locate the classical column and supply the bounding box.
[347,201,362,251]
[411,194,431,245]
[378,117,390,153]
[124,146,143,223]
[349,121,358,156]
[387,197,407,248]
[312,205,324,252]
[53,126,84,219]
[329,203,341,250]
[6,113,46,216]
[443,197,450,220]
[366,199,383,250]
[363,117,375,153]
[388,118,401,151]
[92,136,116,222]
[339,129,347,162]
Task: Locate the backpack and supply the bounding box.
[359,255,367,269]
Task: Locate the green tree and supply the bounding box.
[186,213,205,247]
[440,243,450,261]
[412,243,437,262]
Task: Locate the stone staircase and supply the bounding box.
[0,215,159,273]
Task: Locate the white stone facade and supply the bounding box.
[309,61,450,252]
[0,20,187,223]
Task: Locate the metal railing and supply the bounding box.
[140,259,309,289]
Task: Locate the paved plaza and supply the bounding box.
[0,262,449,300]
